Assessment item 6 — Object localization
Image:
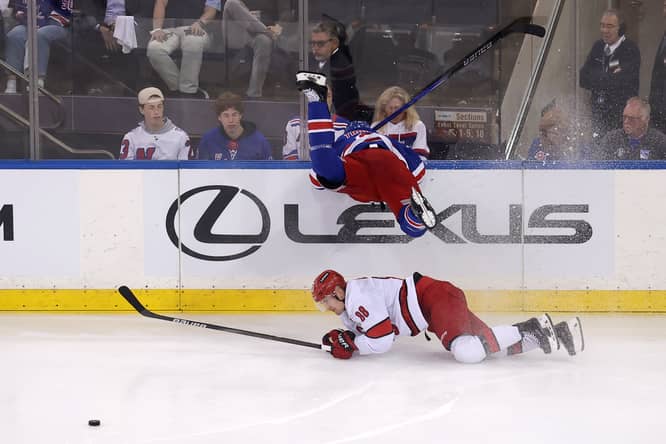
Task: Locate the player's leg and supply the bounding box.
[297,71,345,186]
[507,314,559,355]
[362,150,429,237]
[417,278,490,363]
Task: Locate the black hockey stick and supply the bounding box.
[118,286,330,351]
[372,16,546,131]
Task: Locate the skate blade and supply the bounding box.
[410,188,437,229]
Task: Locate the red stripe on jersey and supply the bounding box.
[399,281,420,336]
[308,121,333,131]
[365,317,394,338]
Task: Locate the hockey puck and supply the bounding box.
[88,419,101,427]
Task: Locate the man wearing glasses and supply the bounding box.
[580,9,640,140]
[596,97,666,160]
[310,21,371,122]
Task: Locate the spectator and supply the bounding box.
[198,92,272,160]
[527,105,580,161]
[75,0,154,95]
[310,20,372,122]
[3,0,72,94]
[147,0,220,99]
[580,9,640,140]
[596,97,666,160]
[221,0,282,98]
[649,0,666,134]
[372,86,430,159]
[120,87,194,160]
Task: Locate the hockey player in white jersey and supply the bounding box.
[312,270,584,362]
[120,87,195,160]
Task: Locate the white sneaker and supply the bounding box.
[4,79,17,94]
[25,78,45,93]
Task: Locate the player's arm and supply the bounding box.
[345,297,395,355]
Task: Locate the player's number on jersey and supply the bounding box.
[355,306,370,321]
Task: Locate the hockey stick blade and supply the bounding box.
[373,16,545,131]
[505,17,546,38]
[118,286,330,351]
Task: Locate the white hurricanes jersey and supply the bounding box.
[372,119,430,158]
[340,275,428,355]
[120,118,194,160]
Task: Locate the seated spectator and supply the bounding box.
[75,0,154,95]
[147,0,220,99]
[596,97,666,160]
[527,106,580,161]
[371,85,430,159]
[221,0,282,98]
[120,87,195,160]
[3,0,71,93]
[198,92,272,160]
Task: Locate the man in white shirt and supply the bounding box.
[119,87,195,160]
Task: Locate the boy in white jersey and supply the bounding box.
[312,270,584,362]
[119,87,195,160]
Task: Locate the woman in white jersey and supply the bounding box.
[372,86,430,159]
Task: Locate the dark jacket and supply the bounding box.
[596,127,666,160]
[580,38,641,135]
[649,34,666,134]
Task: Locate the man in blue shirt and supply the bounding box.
[197,92,273,160]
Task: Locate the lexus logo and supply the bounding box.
[166,186,270,261]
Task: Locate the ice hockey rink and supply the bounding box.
[1,312,664,444]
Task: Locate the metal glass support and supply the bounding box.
[27,0,40,158]
[503,0,566,160]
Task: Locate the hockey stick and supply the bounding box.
[118,286,330,351]
[372,16,546,131]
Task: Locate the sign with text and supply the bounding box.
[434,109,492,144]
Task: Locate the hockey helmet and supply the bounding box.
[312,269,346,309]
[345,120,372,133]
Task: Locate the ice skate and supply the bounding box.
[410,187,437,229]
[554,317,585,356]
[514,313,559,354]
[296,71,328,103]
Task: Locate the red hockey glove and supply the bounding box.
[322,329,357,359]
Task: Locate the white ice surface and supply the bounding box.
[0,312,664,444]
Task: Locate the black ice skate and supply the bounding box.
[296,71,328,103]
[514,313,559,354]
[554,317,585,356]
[410,187,437,229]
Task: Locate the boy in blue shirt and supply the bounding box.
[198,92,273,160]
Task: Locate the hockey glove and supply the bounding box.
[322,329,357,359]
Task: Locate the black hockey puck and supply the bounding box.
[88,419,101,426]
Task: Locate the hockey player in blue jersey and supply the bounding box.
[297,71,437,237]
